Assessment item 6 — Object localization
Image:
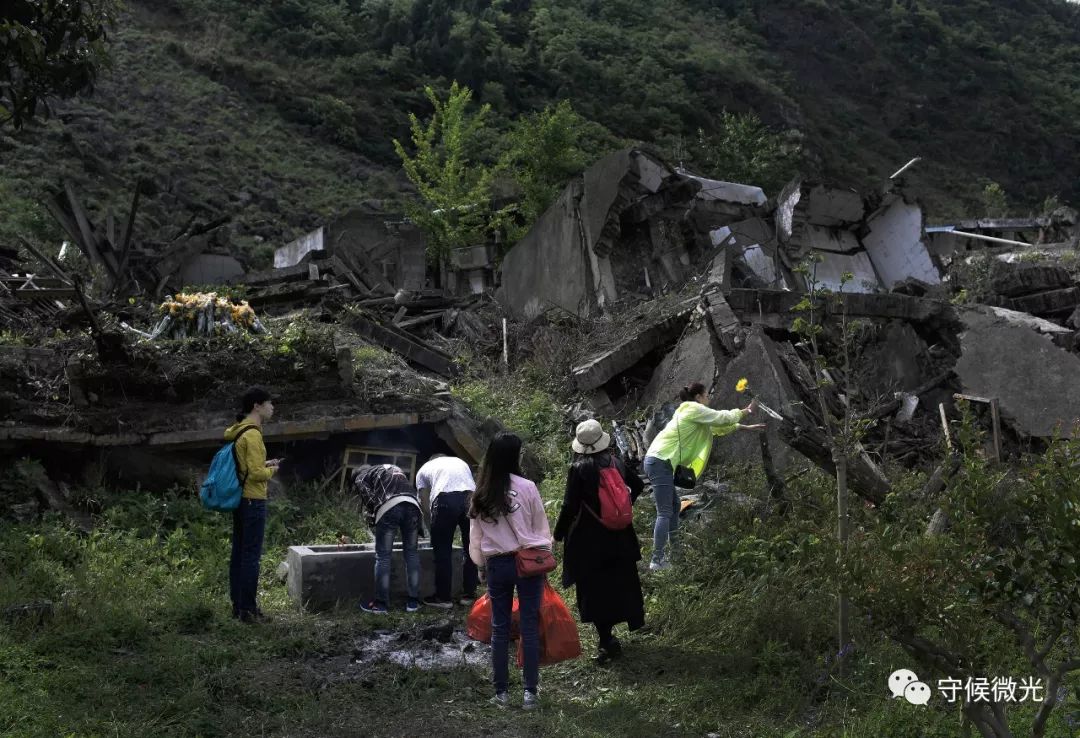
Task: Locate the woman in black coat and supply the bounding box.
[553,419,646,662]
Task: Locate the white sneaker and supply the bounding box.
[649,560,670,571]
[489,692,509,708]
[522,690,540,710]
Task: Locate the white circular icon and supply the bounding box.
[904,681,931,705]
[888,669,919,698]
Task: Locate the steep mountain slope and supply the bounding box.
[2,0,1079,258]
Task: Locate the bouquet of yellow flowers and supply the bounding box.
[147,292,267,339]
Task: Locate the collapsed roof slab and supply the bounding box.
[955,307,1080,438]
[1,410,452,449]
[571,300,697,392]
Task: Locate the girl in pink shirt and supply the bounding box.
[469,432,552,710]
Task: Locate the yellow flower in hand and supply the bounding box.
[736,378,749,393]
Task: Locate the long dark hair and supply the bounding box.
[470,432,523,520]
[568,449,610,497]
[678,382,706,402]
[237,386,271,422]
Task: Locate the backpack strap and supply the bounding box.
[230,425,259,485]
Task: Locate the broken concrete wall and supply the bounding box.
[276,227,324,268]
[955,306,1080,438]
[499,181,592,318]
[861,195,941,289]
[711,218,784,288]
[501,148,756,319]
[774,180,941,295]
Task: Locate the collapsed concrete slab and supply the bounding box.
[636,322,718,412]
[571,300,697,392]
[711,327,805,471]
[955,307,1080,438]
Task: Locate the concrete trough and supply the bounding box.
[286,542,464,611]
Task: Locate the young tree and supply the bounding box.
[1,0,118,128]
[393,81,500,260]
[690,111,801,192]
[496,100,594,244]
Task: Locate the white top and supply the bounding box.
[415,456,476,504]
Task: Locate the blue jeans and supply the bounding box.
[230,498,267,616]
[644,456,678,565]
[487,554,542,694]
[373,502,421,606]
[431,491,480,599]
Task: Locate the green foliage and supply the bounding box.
[688,111,802,193]
[394,81,503,259]
[453,370,567,483]
[0,0,118,128]
[495,100,603,245]
[981,181,1009,218]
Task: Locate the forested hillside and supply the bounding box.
[3,0,1079,256]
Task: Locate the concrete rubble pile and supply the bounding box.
[0,194,518,527]
[499,148,1080,498]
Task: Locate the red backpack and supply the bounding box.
[585,466,634,530]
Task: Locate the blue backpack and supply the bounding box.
[199,426,256,512]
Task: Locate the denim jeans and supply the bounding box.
[230,498,267,616]
[644,455,678,565]
[431,491,480,599]
[373,502,421,606]
[487,554,542,694]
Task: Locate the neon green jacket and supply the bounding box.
[224,422,275,499]
[645,402,746,478]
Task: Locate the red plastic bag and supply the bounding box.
[466,593,519,643]
[516,581,582,666]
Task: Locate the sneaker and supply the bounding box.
[489,692,510,708]
[237,609,267,624]
[359,600,388,614]
[406,598,421,613]
[522,690,539,711]
[457,592,477,607]
[422,595,453,610]
[649,560,670,572]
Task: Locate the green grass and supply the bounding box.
[2,375,1076,737]
[4,475,1065,737]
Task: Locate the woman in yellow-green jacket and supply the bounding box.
[643,382,762,570]
[223,387,282,622]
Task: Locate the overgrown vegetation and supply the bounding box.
[6,0,1080,258]
[4,422,1076,736]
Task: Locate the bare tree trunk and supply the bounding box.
[836,451,849,675]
